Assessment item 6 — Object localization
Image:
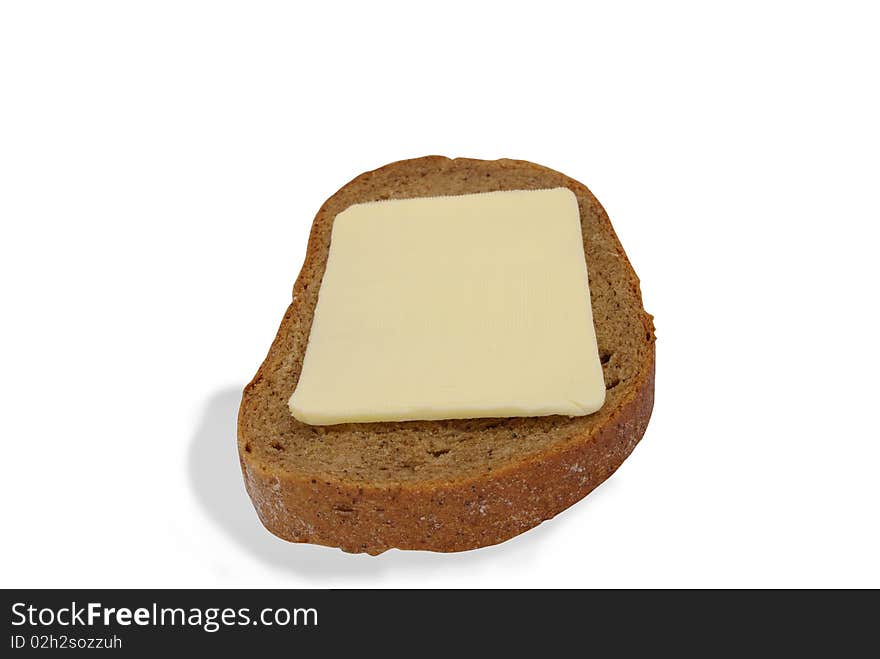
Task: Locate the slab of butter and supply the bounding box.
[289,188,606,425]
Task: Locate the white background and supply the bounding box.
[2,1,878,588]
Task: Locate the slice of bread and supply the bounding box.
[238,156,655,554]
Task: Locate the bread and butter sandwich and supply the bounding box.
[238,156,655,554]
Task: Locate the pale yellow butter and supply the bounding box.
[289,188,606,425]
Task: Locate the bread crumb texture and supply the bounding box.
[239,156,655,553]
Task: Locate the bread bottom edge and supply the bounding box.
[239,351,654,555]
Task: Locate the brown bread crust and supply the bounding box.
[238,156,655,554]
